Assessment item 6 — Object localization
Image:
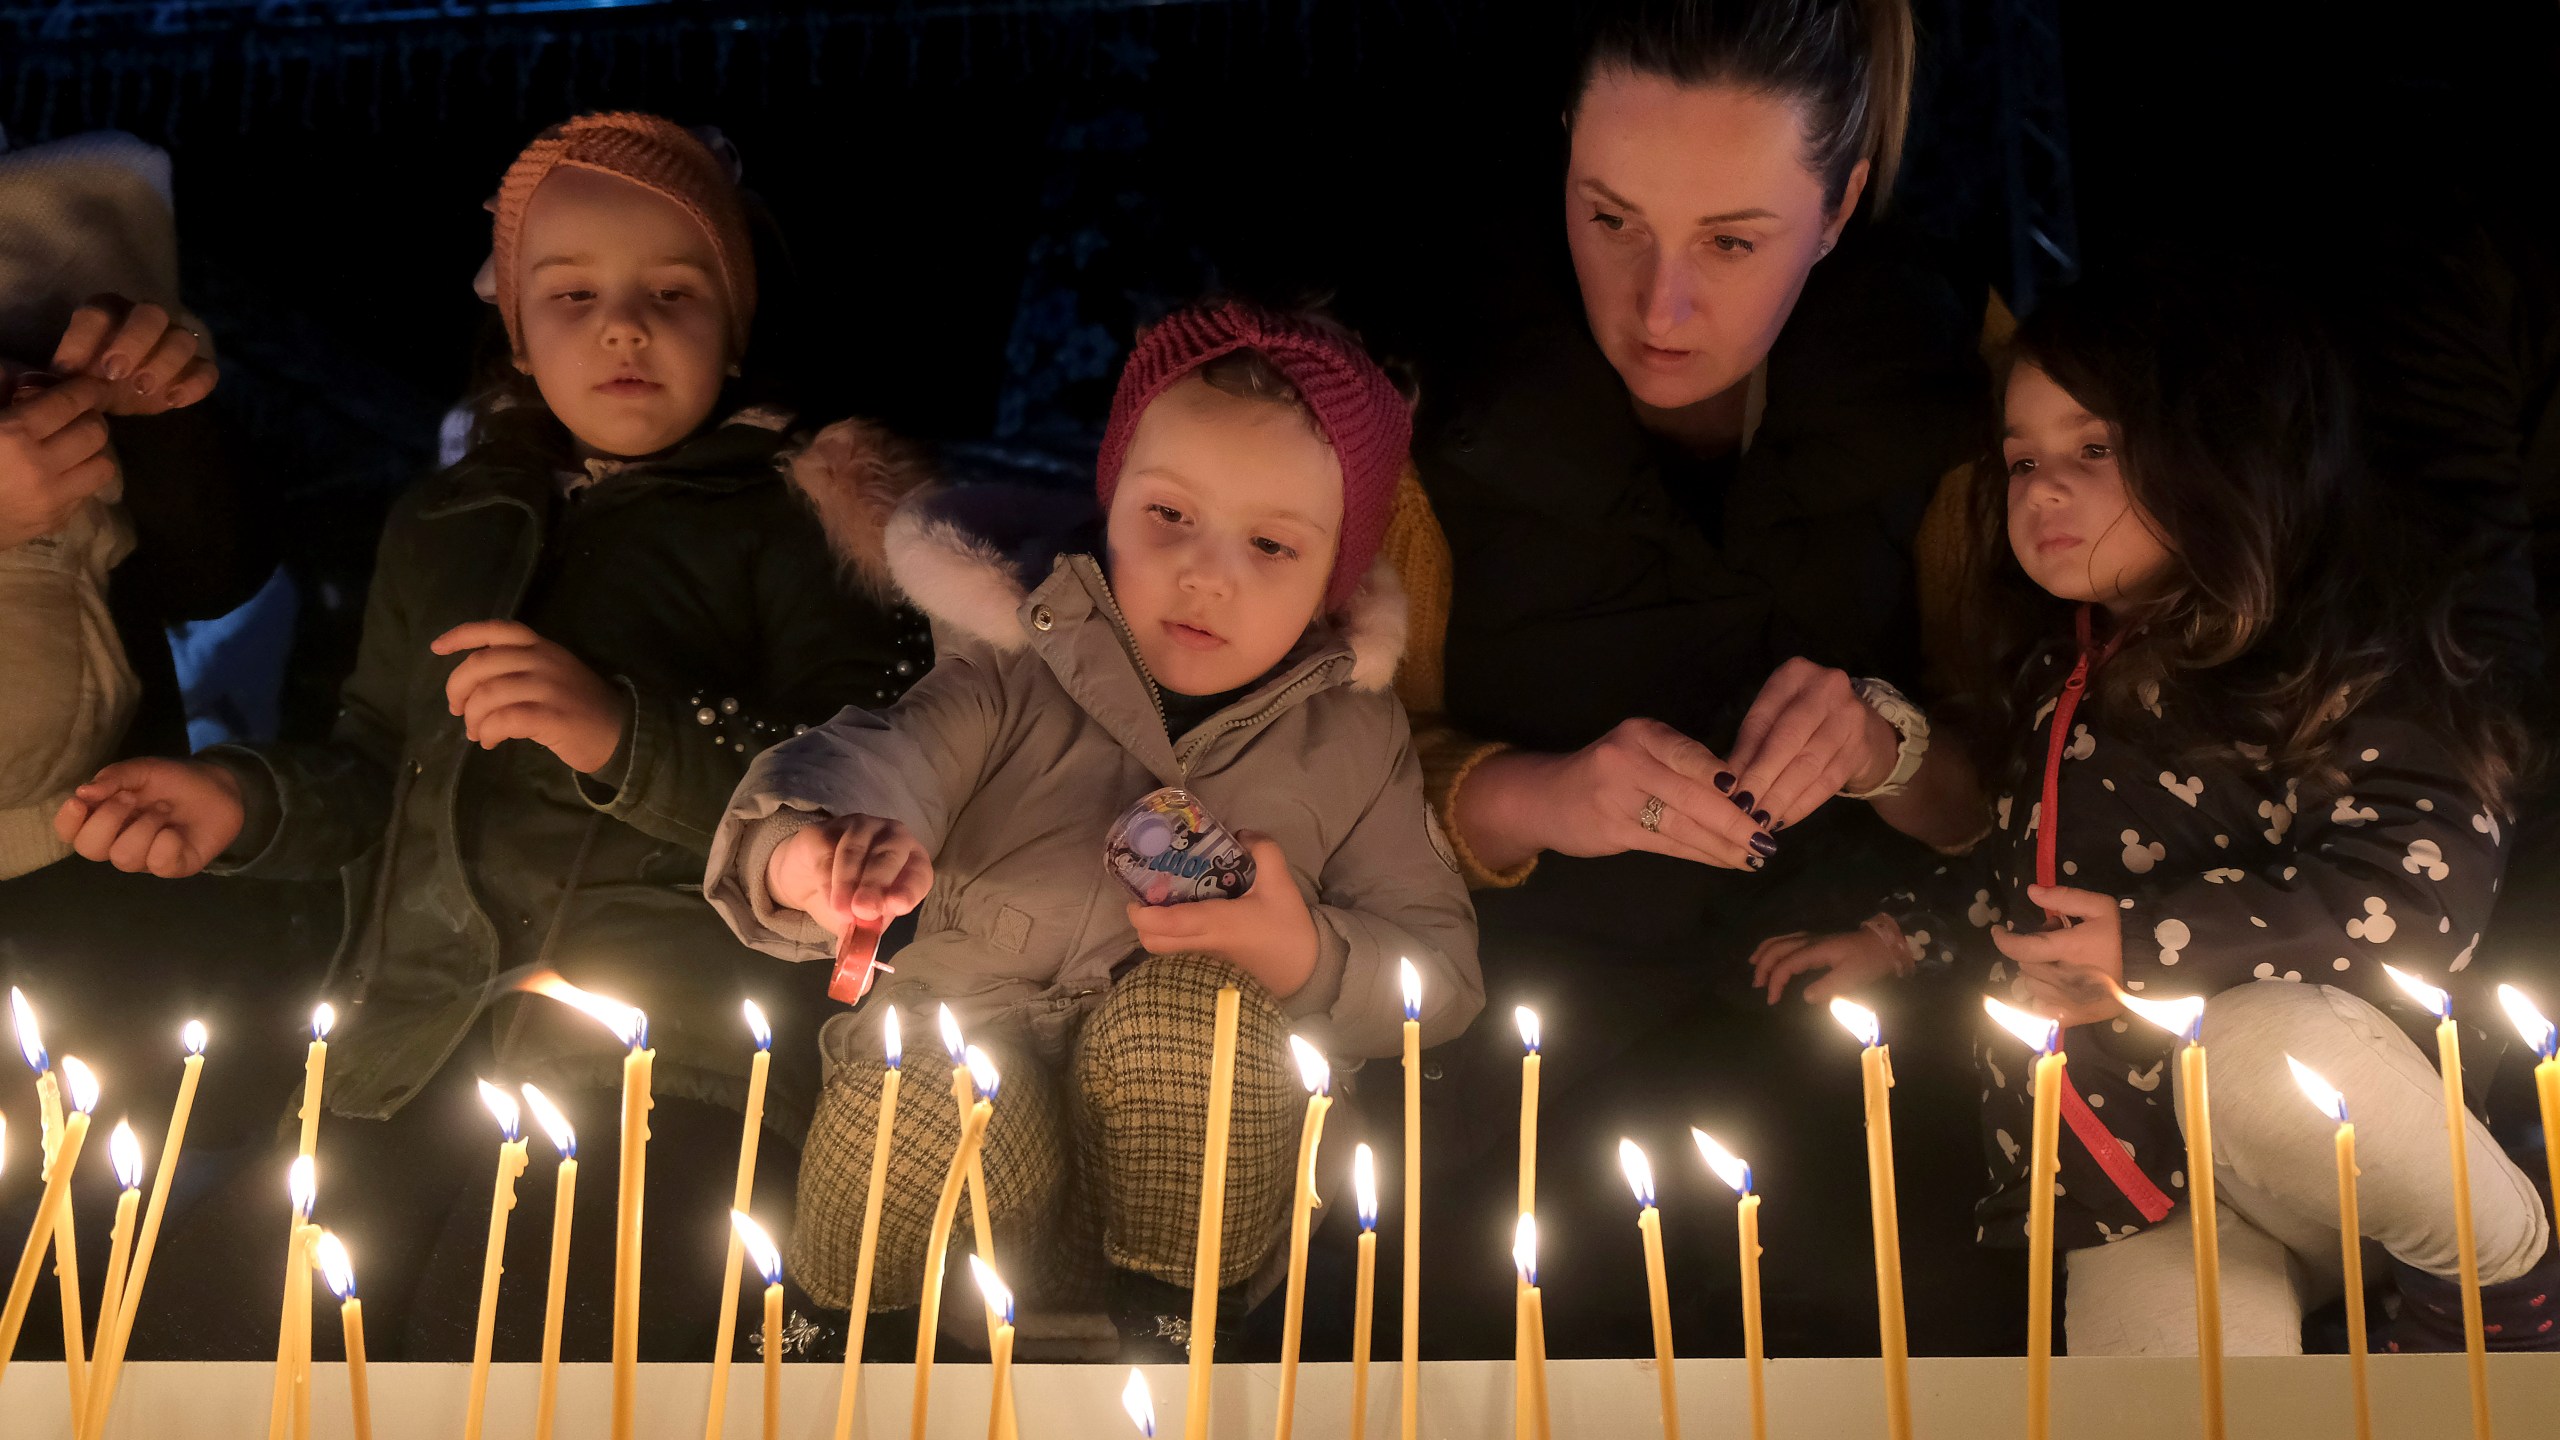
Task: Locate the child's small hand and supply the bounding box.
[1748,918,1907,1006]
[1125,833,1318,1000]
[0,376,113,549]
[766,814,932,938]
[50,297,219,415]
[431,621,631,775]
[1991,884,2126,1027]
[52,758,245,878]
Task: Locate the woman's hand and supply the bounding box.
[1991,884,2126,1027]
[432,621,631,775]
[1725,658,1903,831]
[766,813,934,938]
[1454,717,1773,873]
[1748,918,1908,1006]
[52,758,246,878]
[1126,834,1320,999]
[49,297,219,416]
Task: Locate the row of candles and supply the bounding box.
[4,953,2559,1439]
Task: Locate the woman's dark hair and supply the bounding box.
[1571,0,1915,214]
[1954,267,2526,811]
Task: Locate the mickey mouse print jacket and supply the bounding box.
[1892,618,2511,1253]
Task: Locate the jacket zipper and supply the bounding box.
[1082,570,1168,727]
[1174,663,1341,776]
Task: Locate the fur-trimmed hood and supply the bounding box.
[879,482,1408,693]
[783,416,940,604]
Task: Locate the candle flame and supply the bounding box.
[477,1079,522,1140]
[311,1002,336,1041]
[315,1231,356,1301]
[108,1119,143,1188]
[1691,1127,1752,1196]
[1515,1005,1540,1054]
[965,1044,1001,1102]
[1829,996,1882,1048]
[1353,1142,1379,1231]
[11,987,45,1072]
[743,998,772,1052]
[1512,1212,1538,1286]
[938,1004,966,1065]
[730,1210,782,1285]
[1618,1137,1656,1209]
[288,1153,316,1219]
[1287,1034,1330,1096]
[1399,958,1422,1022]
[2286,1054,2348,1125]
[520,1083,575,1157]
[181,1019,208,1056]
[2497,984,2557,1060]
[1121,1368,1156,1437]
[2117,991,2207,1045]
[517,973,647,1048]
[883,1005,903,1071]
[60,1054,99,1113]
[1983,995,2061,1054]
[968,1253,1015,1325]
[2384,964,2452,1021]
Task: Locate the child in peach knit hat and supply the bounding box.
[52,114,934,1358]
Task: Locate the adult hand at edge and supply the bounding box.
[1724,657,1903,831]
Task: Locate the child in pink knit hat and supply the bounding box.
[707,299,1480,1342]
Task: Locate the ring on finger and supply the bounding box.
[1638,794,1665,833]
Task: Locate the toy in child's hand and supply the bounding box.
[1104,787,1257,906]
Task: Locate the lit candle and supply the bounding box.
[938,1006,1002,1292]
[464,1082,530,1440]
[707,1000,777,1440]
[910,1045,999,1440]
[2118,992,2222,1440]
[1274,1033,1333,1440]
[1617,1139,1679,1440]
[1398,959,1423,1440]
[732,1212,786,1440]
[1516,1007,1540,1233]
[1692,1130,1764,1440]
[1350,1144,1379,1440]
[268,1005,334,1440]
[2385,964,2491,1440]
[298,1003,335,1160]
[520,974,652,1440]
[1511,1214,1549,1440]
[2287,1056,2370,1440]
[2496,985,2559,1237]
[267,1155,319,1440]
[1984,996,2065,1440]
[970,1254,1017,1440]
[833,1007,903,1440]
[1,1053,96,1383]
[1828,997,1911,1440]
[521,1084,578,1440]
[85,1019,207,1440]
[89,1120,144,1432]
[315,1232,371,1440]
[1124,1367,1158,1438]
[1184,984,1243,1440]
[14,989,86,1425]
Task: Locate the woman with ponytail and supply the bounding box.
[1385,0,2001,1356]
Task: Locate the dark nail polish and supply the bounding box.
[1714,772,1736,793]
[1746,854,1767,872]
[1751,809,1771,828]
[1749,833,1778,858]
[1731,790,1755,811]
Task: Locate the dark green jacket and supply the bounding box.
[206,411,932,1136]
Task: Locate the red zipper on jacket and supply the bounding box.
[2032,605,2176,1224]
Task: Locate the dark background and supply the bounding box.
[7,0,2553,740]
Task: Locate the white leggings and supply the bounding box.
[2065,981,2550,1356]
